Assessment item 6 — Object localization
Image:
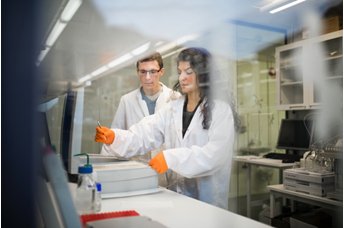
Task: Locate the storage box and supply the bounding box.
[93,161,158,195]
[322,16,342,34]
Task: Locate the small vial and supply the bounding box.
[94,182,102,212]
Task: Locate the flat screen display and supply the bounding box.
[276,119,313,151]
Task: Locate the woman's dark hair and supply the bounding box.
[173,47,213,129]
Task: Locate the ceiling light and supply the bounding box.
[157,34,199,54]
[131,42,151,56]
[78,74,92,84]
[107,53,133,68]
[175,34,199,45]
[36,47,50,66]
[269,0,306,14]
[45,20,67,47]
[61,0,82,22]
[78,39,187,85]
[90,66,109,77]
[260,0,289,12]
[36,0,82,65]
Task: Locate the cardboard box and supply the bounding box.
[322,16,342,34]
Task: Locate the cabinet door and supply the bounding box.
[276,30,343,110]
[276,44,307,110]
[310,34,343,107]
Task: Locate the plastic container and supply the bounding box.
[94,182,102,212]
[74,153,97,215]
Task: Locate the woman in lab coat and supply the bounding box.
[95,47,235,209]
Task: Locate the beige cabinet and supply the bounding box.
[275,30,343,110]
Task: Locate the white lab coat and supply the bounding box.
[101,96,235,209]
[111,83,175,130]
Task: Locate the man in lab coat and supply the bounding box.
[111,52,175,130]
[101,52,178,185]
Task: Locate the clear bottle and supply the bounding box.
[74,154,96,215]
[94,182,102,212]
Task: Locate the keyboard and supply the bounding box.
[263,153,302,163]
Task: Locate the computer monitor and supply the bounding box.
[276,119,313,151]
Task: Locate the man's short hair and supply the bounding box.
[136,52,163,70]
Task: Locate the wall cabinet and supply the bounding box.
[275,30,342,110]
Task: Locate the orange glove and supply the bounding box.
[149,151,168,174]
[95,126,115,144]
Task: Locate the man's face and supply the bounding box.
[137,60,164,95]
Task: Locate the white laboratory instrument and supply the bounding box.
[93,160,159,198]
[283,168,335,197]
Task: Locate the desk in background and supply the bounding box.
[234,156,295,218]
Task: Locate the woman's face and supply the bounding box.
[177,61,199,95]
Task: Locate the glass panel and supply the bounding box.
[235,23,286,154]
[81,66,140,154]
[34,0,342,224]
[313,36,343,104]
[323,37,343,78]
[279,47,303,83]
[280,83,304,105]
[45,94,67,154]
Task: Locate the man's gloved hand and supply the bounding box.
[95,126,115,144]
[149,151,168,174]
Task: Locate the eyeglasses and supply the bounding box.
[138,69,161,77]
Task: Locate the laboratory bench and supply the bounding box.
[70,184,272,228]
[101,188,273,228]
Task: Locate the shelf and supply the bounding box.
[326,75,343,80]
[324,54,343,61]
[280,81,303,86]
[279,61,301,67]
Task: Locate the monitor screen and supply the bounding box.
[276,119,313,151]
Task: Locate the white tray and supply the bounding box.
[101,187,162,199]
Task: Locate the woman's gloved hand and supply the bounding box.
[149,151,168,174]
[95,126,115,144]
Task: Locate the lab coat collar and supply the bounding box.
[135,88,150,116]
[155,83,171,110]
